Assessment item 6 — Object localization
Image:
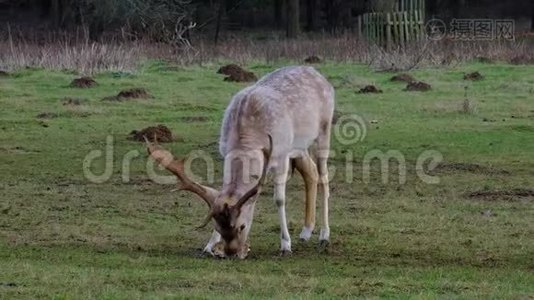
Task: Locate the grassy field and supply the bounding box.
[0,60,533,299]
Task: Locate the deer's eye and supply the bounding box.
[240,224,246,231]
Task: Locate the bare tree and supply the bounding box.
[306,0,317,31]
[286,0,299,38]
[274,0,283,29]
[214,0,225,44]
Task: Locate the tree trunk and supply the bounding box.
[325,0,337,33]
[306,0,317,31]
[40,0,51,17]
[50,0,61,27]
[286,0,299,38]
[214,0,225,44]
[453,0,465,18]
[274,0,283,29]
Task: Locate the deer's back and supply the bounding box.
[220,66,334,156]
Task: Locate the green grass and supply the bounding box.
[0,61,533,299]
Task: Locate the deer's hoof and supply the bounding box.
[279,249,292,257]
[197,249,214,258]
[317,239,330,253]
[299,226,313,241]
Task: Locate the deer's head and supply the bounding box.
[145,137,271,258]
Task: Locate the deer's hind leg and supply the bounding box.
[294,156,318,241]
[316,121,332,245]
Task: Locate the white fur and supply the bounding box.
[299,226,314,241]
[216,66,334,254]
[319,227,330,242]
[203,230,221,255]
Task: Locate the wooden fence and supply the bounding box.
[358,0,425,48]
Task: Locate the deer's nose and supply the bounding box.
[224,248,238,256]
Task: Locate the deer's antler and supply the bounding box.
[145,137,218,211]
[234,135,273,210]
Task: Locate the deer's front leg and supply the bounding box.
[274,159,291,255]
[203,230,222,256]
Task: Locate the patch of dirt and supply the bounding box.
[129,125,175,143]
[467,188,534,201]
[217,64,241,75]
[61,97,88,106]
[218,64,257,82]
[509,55,534,65]
[434,162,510,175]
[224,72,257,82]
[390,73,415,83]
[70,77,97,88]
[103,88,153,101]
[117,88,152,99]
[404,81,431,92]
[180,116,209,122]
[36,112,59,119]
[464,71,484,81]
[304,55,322,63]
[358,85,383,93]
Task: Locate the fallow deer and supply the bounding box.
[146,66,334,258]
